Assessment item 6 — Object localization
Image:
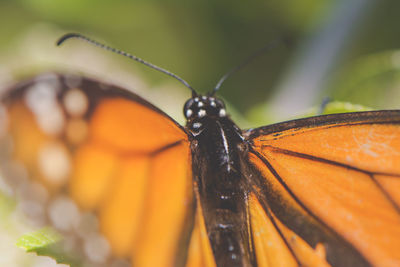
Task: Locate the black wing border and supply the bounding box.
[245,110,400,140]
[2,72,189,135]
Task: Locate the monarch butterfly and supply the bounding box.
[0,33,399,267]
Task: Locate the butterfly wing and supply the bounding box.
[185,185,217,267]
[245,111,400,267]
[0,73,194,267]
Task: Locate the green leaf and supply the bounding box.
[302,101,372,117]
[16,227,61,252]
[17,228,81,267]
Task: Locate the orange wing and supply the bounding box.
[246,111,400,267]
[0,73,194,267]
[185,183,217,267]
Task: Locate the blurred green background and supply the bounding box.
[1,0,400,123]
[1,1,400,266]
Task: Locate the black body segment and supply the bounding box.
[185,96,255,267]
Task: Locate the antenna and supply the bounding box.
[57,33,197,96]
[212,38,285,95]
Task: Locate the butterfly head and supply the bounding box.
[184,95,227,121]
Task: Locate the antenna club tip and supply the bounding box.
[56,33,82,46]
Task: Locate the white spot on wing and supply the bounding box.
[38,142,70,185]
[84,233,110,263]
[49,196,80,231]
[25,82,65,135]
[25,82,57,114]
[34,73,60,88]
[37,108,65,135]
[63,89,88,117]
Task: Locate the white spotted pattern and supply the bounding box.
[25,80,65,135]
[198,109,206,117]
[38,142,70,185]
[0,74,135,266]
[63,89,89,117]
[193,122,202,129]
[84,233,111,263]
[186,109,193,118]
[49,196,80,231]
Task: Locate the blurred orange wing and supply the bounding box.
[185,184,217,267]
[0,73,194,267]
[246,111,400,267]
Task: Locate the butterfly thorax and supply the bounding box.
[184,95,254,267]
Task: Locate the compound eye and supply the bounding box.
[215,98,225,109]
[183,99,195,118]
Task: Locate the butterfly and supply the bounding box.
[0,33,399,267]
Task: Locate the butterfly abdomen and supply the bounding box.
[187,104,254,267]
